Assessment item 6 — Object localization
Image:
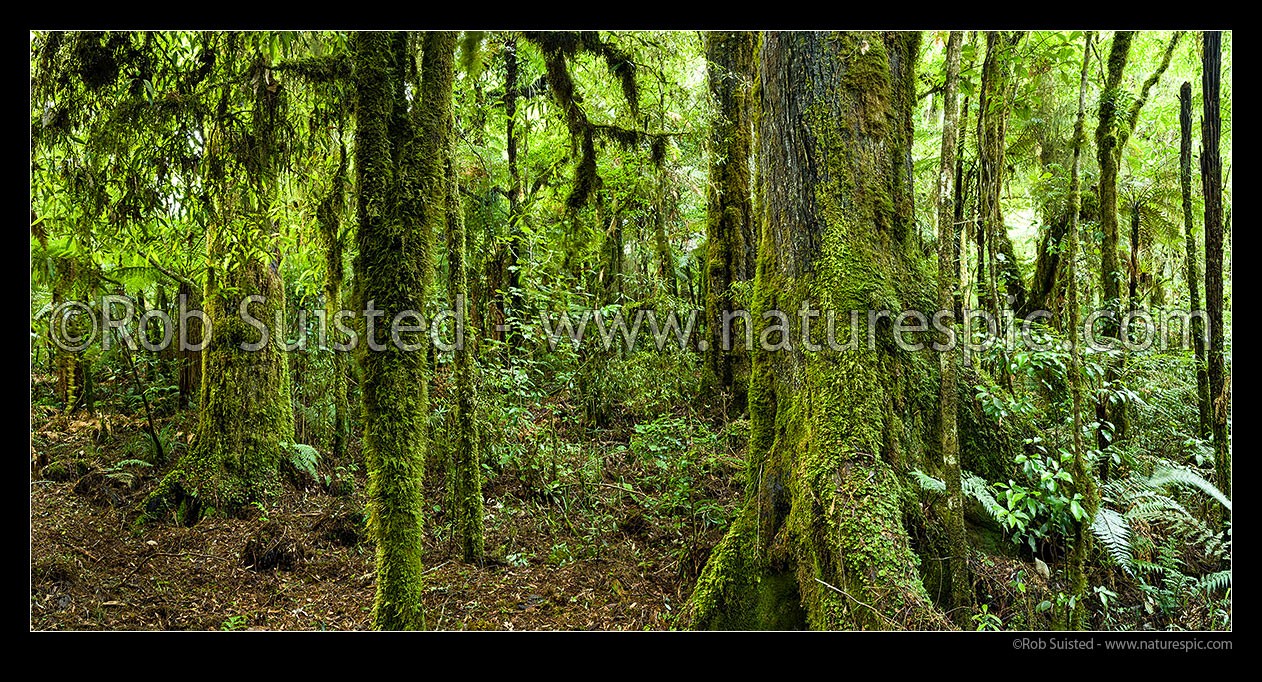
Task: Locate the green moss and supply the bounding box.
[678,501,763,629]
[689,34,954,630]
[704,32,757,395]
[957,366,1022,483]
[140,201,293,525]
[350,30,459,631]
[445,111,484,564]
[43,458,90,482]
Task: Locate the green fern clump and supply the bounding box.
[963,473,1004,519]
[103,458,153,488]
[283,442,321,481]
[1196,570,1231,597]
[1089,461,1231,627]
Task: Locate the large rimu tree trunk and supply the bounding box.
[683,31,949,630]
[142,41,294,524]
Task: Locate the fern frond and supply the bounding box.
[910,469,946,493]
[282,442,321,480]
[1196,570,1231,597]
[1147,466,1231,511]
[963,473,1005,522]
[112,459,153,469]
[1126,494,1189,521]
[1130,559,1168,576]
[1091,507,1133,572]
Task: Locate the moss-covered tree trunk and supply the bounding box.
[1065,32,1099,631]
[142,49,294,524]
[1095,32,1130,336]
[1179,83,1211,439]
[1200,31,1229,502]
[601,200,625,308]
[175,279,203,411]
[1127,205,1142,313]
[682,31,949,631]
[991,35,1026,315]
[952,34,976,320]
[499,35,526,367]
[935,30,971,628]
[653,174,677,297]
[704,30,757,403]
[652,86,678,299]
[445,110,485,563]
[976,32,1024,316]
[317,145,350,458]
[50,254,89,413]
[353,30,457,630]
[1021,190,1097,321]
[1093,32,1130,471]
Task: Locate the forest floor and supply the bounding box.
[30,382,740,631]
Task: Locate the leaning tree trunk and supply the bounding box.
[682,31,950,630]
[704,30,757,403]
[142,52,294,524]
[1200,31,1229,502]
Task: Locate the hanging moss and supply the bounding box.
[523,31,665,209]
[139,43,294,527]
[274,54,351,84]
